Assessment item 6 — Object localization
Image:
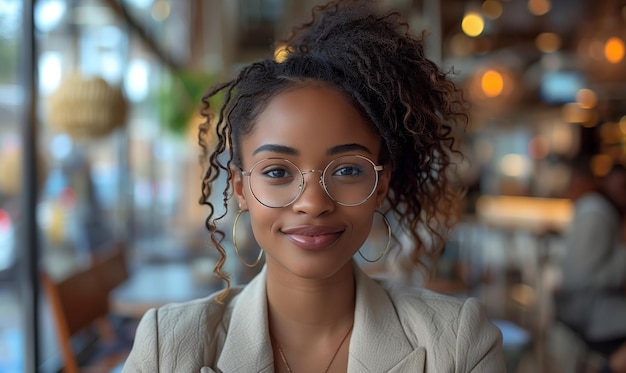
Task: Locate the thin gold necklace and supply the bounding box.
[274,324,353,373]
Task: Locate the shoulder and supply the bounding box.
[377,279,503,356]
[573,192,620,226]
[356,268,496,340]
[123,285,246,371]
[379,279,475,327]
[577,192,614,214]
[149,286,244,337]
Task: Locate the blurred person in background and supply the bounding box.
[121,0,505,371]
[556,163,626,373]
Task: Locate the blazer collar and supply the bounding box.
[215,263,422,373]
[216,266,274,373]
[349,265,424,372]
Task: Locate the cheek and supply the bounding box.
[247,207,278,246]
[346,209,376,249]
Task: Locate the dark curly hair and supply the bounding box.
[198,0,467,300]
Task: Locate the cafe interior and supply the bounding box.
[1,0,625,372]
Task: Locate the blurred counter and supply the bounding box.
[476,195,573,233]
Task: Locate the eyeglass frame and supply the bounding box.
[239,154,384,208]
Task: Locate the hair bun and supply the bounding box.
[286,0,416,69]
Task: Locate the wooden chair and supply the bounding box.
[92,242,130,296]
[41,242,131,373]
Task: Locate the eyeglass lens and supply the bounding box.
[247,155,379,207]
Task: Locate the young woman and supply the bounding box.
[122,1,506,372]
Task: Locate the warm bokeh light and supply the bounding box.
[562,102,597,126]
[274,43,289,62]
[604,37,625,64]
[528,0,551,16]
[591,153,614,176]
[536,32,561,53]
[550,121,576,155]
[481,70,504,97]
[482,0,503,19]
[476,195,573,232]
[462,12,485,37]
[468,65,520,109]
[500,154,531,177]
[577,31,626,81]
[575,88,597,109]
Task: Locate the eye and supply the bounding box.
[333,164,364,177]
[254,161,300,187]
[261,166,292,179]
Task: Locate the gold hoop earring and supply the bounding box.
[233,210,264,267]
[358,210,392,263]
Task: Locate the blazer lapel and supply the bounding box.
[387,348,426,372]
[214,264,424,373]
[348,265,424,373]
[216,267,274,373]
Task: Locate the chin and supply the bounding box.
[279,257,354,280]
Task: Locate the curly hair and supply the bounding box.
[198,0,467,300]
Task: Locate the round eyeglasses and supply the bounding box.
[240,155,384,208]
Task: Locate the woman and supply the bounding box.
[556,164,626,373]
[122,1,505,372]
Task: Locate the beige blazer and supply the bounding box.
[122,264,505,372]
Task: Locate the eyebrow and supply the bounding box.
[252,144,299,156]
[327,143,373,156]
[252,143,372,156]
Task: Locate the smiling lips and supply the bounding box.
[281,226,344,250]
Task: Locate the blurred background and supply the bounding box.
[1,0,625,372]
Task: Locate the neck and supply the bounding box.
[266,259,356,339]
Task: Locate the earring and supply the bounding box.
[233,210,264,267]
[358,210,392,263]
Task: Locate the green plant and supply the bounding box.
[158,70,216,136]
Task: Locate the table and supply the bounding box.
[109,262,220,319]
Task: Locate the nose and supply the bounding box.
[291,170,334,216]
